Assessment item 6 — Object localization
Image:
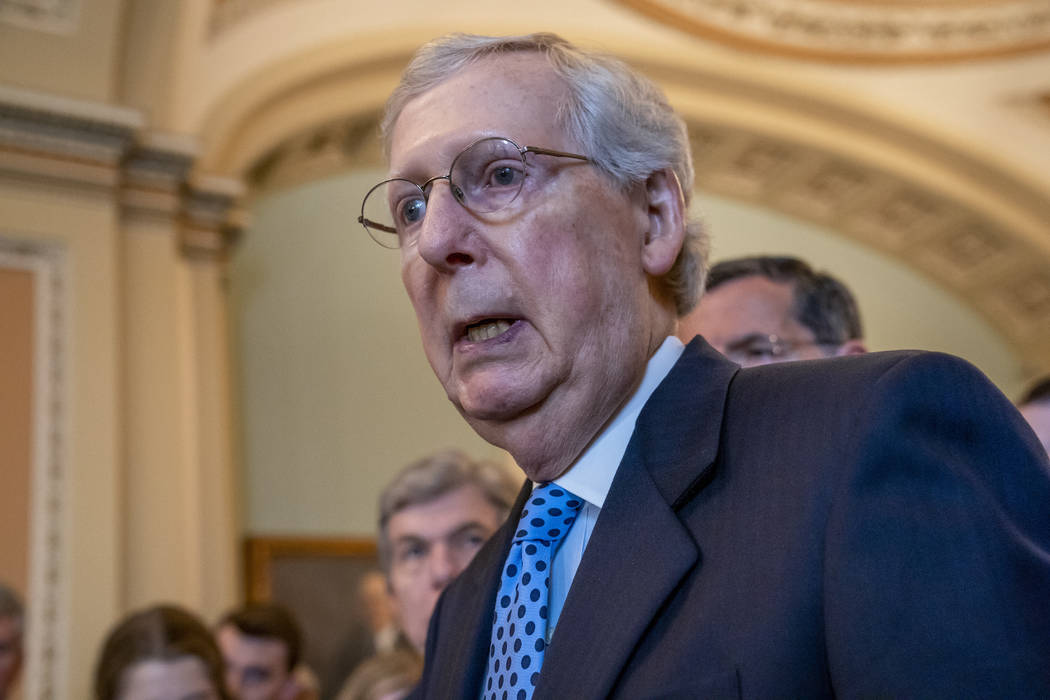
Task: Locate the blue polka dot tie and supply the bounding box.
[483,483,583,700]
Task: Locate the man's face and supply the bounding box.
[390,53,671,481]
[216,625,290,700]
[385,484,505,652]
[0,615,22,697]
[678,275,831,367]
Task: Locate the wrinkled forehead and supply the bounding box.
[387,53,572,176]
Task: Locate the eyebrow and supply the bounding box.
[394,520,494,546]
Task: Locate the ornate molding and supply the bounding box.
[0,86,244,260]
[616,0,1050,63]
[0,239,68,700]
[244,110,1050,375]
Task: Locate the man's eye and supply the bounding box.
[396,197,426,227]
[398,543,426,560]
[744,346,776,358]
[483,162,524,189]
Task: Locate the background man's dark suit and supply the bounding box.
[417,340,1050,698]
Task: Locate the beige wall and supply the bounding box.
[1,173,122,700]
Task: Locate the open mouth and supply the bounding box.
[465,318,514,343]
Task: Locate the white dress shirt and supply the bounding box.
[544,335,684,640]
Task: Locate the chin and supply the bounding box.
[450,374,548,423]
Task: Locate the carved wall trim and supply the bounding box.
[615,0,1050,63]
[0,238,68,700]
[0,86,245,260]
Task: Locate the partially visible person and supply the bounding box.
[334,650,421,700]
[677,255,867,366]
[95,604,229,700]
[378,449,519,655]
[216,603,315,700]
[0,583,23,700]
[1018,376,1050,454]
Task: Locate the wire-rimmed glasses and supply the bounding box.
[358,136,589,249]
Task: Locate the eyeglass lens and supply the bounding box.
[360,137,527,248]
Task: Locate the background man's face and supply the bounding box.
[679,275,829,367]
[216,625,290,700]
[0,615,22,697]
[386,484,505,652]
[391,54,660,479]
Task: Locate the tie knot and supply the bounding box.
[514,484,583,543]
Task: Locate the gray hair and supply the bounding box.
[377,450,520,572]
[706,256,864,346]
[0,582,23,635]
[381,32,708,316]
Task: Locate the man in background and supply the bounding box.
[377,450,519,655]
[677,255,866,366]
[217,602,315,700]
[0,583,23,700]
[332,450,518,698]
[1018,376,1050,454]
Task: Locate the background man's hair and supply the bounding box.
[706,255,863,345]
[95,604,230,700]
[0,582,23,634]
[381,32,708,317]
[219,602,302,671]
[1019,376,1050,406]
[377,449,520,572]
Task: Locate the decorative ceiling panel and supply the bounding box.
[615,0,1050,63]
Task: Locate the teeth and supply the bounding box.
[467,319,512,342]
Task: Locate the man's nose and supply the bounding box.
[415,183,481,271]
[427,542,459,587]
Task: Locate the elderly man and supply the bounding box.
[359,32,1050,698]
[0,584,23,700]
[677,255,867,366]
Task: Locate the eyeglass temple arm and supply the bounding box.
[358,215,398,234]
[521,146,590,162]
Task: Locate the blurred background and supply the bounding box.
[1,0,1048,697]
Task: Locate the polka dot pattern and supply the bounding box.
[482,484,582,700]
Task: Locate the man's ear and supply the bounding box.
[640,168,686,277]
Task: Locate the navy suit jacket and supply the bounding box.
[415,339,1050,698]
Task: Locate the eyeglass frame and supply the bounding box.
[357,136,590,248]
[721,333,841,365]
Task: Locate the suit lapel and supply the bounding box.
[536,339,738,698]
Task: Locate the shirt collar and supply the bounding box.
[552,335,684,508]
